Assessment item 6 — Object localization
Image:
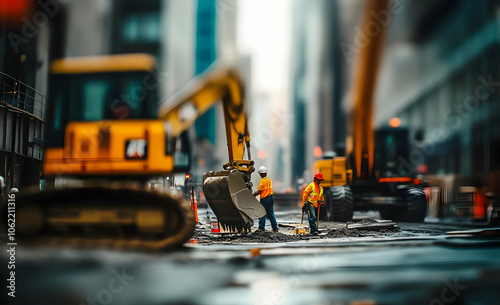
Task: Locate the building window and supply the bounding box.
[122,12,160,43]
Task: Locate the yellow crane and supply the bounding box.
[314,0,427,222]
[15,54,265,250]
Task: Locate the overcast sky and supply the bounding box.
[237,0,291,93]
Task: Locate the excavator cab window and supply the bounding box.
[173,131,191,173]
[374,128,410,178]
[46,71,157,148]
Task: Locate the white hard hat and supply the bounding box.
[258,166,268,173]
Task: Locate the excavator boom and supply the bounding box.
[349,0,389,179]
[159,65,266,232]
[159,67,251,167]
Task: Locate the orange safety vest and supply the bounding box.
[302,182,324,207]
[258,177,273,199]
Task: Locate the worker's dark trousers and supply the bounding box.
[306,202,318,233]
[258,195,278,230]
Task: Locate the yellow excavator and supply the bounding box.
[14,54,265,250]
[313,0,427,222]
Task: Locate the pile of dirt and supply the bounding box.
[191,229,213,242]
[325,227,401,238]
[401,228,443,236]
[191,230,311,244]
[325,227,363,237]
[238,231,308,243]
[190,222,401,244]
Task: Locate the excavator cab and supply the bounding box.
[14,54,265,250]
[15,54,197,250]
[43,54,176,178]
[373,127,410,180]
[318,126,426,223]
[173,131,192,173]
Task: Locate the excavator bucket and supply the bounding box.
[203,170,266,233]
[12,184,196,251]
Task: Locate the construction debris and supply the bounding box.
[277,223,299,228]
[293,226,307,235]
[346,219,398,230]
[278,222,308,235]
[279,209,308,235]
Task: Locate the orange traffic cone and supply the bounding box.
[211,222,220,233]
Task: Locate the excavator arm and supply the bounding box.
[159,67,252,172]
[159,65,266,232]
[348,0,389,180]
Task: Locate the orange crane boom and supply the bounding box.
[349,0,389,179]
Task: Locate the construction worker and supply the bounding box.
[302,172,325,235]
[253,166,279,232]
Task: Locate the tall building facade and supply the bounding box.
[289,0,344,186]
[194,0,217,144]
[1,0,50,190]
[376,0,500,181]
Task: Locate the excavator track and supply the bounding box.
[13,184,195,251]
[203,170,266,233]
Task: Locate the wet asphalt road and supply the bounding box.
[193,209,473,245]
[3,210,500,305]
